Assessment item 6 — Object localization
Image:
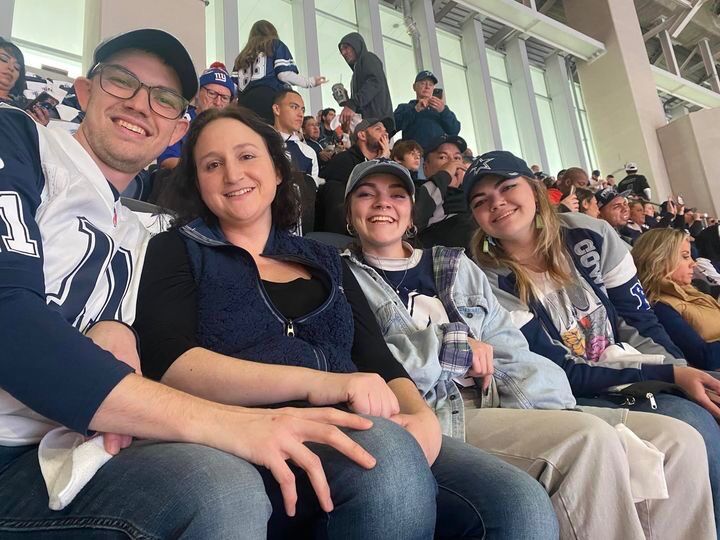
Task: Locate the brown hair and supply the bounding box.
[631,228,688,304]
[471,177,572,305]
[391,140,423,162]
[234,20,280,73]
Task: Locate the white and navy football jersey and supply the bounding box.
[236,39,299,93]
[0,103,149,445]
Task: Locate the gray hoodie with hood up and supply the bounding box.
[338,32,394,131]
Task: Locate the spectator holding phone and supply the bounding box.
[394,71,460,150]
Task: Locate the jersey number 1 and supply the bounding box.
[0,191,39,257]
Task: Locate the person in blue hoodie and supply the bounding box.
[464,150,720,534]
[394,70,461,150]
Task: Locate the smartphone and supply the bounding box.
[677,194,684,205]
[432,88,443,99]
[25,92,59,112]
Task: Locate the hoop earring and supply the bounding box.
[404,224,418,239]
[535,214,544,230]
[346,223,356,237]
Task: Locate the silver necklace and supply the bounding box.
[365,251,413,294]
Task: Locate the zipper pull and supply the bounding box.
[286,320,295,337]
[646,392,657,410]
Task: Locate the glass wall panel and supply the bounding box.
[436,28,463,65]
[383,39,416,117]
[379,5,412,46]
[487,49,508,82]
[316,10,358,111]
[11,0,85,77]
[491,80,523,157]
[440,59,477,154]
[572,82,598,170]
[530,66,548,98]
[536,98,562,174]
[316,0,357,24]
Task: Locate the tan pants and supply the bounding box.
[464,407,715,540]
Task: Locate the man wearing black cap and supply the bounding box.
[0,29,374,536]
[394,70,460,150]
[595,187,634,244]
[414,134,476,248]
[318,117,392,234]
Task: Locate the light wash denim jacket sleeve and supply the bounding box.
[343,247,577,440]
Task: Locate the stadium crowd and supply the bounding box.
[2,19,720,540]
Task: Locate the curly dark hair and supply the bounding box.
[163,105,300,230]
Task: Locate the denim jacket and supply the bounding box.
[343,246,577,439]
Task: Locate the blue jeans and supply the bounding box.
[0,417,437,539]
[578,393,720,536]
[432,435,559,540]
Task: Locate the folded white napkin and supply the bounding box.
[38,428,113,510]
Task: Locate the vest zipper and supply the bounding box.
[646,392,657,410]
[286,320,295,337]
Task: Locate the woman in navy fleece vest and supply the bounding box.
[134,107,559,540]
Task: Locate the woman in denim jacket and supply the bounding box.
[134,106,563,540]
[343,158,715,540]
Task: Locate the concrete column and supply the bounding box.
[356,0,385,65]
[460,17,501,153]
[411,0,443,85]
[1,0,15,41]
[220,0,239,71]
[564,0,673,201]
[505,37,548,171]
[82,0,207,75]
[545,53,586,169]
[293,0,323,115]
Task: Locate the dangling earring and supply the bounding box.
[535,214,544,229]
[404,224,418,239]
[346,223,356,236]
[483,236,495,253]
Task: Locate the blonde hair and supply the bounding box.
[471,177,572,305]
[631,228,687,304]
[234,20,279,73]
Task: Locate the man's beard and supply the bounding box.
[365,134,381,153]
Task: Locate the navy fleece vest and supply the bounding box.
[181,222,357,373]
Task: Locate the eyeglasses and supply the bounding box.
[90,63,188,120]
[201,86,232,104]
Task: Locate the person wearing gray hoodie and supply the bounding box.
[337,32,394,131]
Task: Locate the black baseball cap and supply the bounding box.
[415,70,438,84]
[423,134,467,156]
[344,158,415,201]
[90,29,198,101]
[463,150,534,203]
[595,187,633,209]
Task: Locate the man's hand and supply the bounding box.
[319,148,334,162]
[377,132,391,159]
[560,193,579,212]
[339,106,355,125]
[307,372,400,418]
[673,366,720,420]
[415,98,429,112]
[467,337,494,391]
[221,407,376,516]
[428,96,445,113]
[390,409,442,465]
[85,321,141,454]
